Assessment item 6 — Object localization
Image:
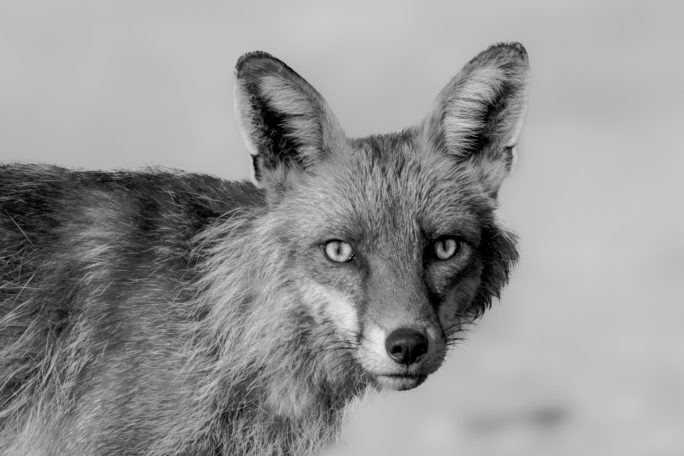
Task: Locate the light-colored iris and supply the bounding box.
[434,237,461,260]
[323,240,354,263]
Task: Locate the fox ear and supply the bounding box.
[425,42,529,196]
[234,51,344,189]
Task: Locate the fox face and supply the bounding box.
[235,44,528,391]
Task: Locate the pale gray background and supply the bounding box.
[2,1,683,455]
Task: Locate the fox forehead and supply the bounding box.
[281,130,491,248]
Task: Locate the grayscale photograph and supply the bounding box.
[0,1,682,455]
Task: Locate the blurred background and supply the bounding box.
[1,0,683,454]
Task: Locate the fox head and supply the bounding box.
[234,43,527,392]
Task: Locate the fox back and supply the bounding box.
[0,43,528,456]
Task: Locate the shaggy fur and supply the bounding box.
[0,42,528,455]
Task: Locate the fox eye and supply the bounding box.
[322,240,354,263]
[432,236,462,261]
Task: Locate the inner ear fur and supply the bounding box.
[234,52,344,188]
[425,42,529,194]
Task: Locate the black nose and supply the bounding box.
[385,328,429,366]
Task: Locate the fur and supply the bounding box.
[0,42,529,455]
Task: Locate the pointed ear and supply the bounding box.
[234,51,344,189]
[425,42,529,196]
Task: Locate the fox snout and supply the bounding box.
[360,320,447,391]
[347,291,451,391]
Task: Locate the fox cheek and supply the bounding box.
[437,276,482,324]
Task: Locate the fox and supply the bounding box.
[0,42,528,455]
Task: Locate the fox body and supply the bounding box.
[0,43,528,455]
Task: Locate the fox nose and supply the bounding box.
[385,328,429,366]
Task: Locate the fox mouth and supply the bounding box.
[375,373,427,391]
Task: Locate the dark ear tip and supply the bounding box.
[485,42,529,65]
[494,42,527,56]
[235,51,281,74]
